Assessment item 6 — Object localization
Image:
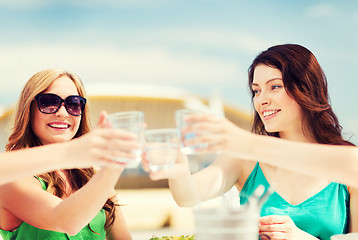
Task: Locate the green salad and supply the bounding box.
[149,235,195,240]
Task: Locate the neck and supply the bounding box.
[279,130,316,143]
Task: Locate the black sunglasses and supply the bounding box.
[34,93,87,116]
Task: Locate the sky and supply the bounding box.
[0,0,357,143]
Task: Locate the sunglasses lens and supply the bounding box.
[37,94,62,114]
[65,96,86,116]
[36,94,86,116]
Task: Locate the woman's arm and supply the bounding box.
[0,123,140,186]
[348,186,358,232]
[185,114,358,188]
[107,194,132,240]
[249,134,358,187]
[0,109,141,235]
[146,153,242,207]
[0,166,124,236]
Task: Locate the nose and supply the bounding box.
[255,91,270,106]
[55,103,69,117]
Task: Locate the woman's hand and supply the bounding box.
[96,110,112,128]
[64,111,141,168]
[182,114,253,157]
[259,215,317,240]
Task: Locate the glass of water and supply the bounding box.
[107,111,144,168]
[144,128,180,172]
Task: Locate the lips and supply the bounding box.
[262,109,281,120]
[48,123,71,129]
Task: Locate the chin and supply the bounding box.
[264,126,280,133]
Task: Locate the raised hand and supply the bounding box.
[182,113,252,157]
[65,111,141,168]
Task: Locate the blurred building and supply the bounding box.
[0,83,252,176]
[0,84,252,235]
[85,83,252,186]
[86,83,251,129]
[0,107,12,152]
[0,83,252,174]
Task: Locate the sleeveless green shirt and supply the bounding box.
[240,162,349,240]
[0,177,107,240]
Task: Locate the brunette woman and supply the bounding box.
[147,44,358,240]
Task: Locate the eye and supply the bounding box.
[271,85,282,90]
[251,89,260,96]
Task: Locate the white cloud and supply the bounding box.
[343,119,358,145]
[0,27,271,106]
[354,11,358,25]
[305,4,337,19]
[120,28,270,55]
[0,44,245,93]
[74,0,172,7]
[51,27,270,57]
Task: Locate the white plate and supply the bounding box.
[331,233,358,240]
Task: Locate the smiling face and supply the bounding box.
[251,64,304,139]
[31,76,82,145]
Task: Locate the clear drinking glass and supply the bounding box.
[107,111,144,168]
[144,128,180,172]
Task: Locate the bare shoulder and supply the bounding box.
[347,185,358,232]
[348,185,358,196]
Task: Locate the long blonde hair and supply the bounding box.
[6,69,116,230]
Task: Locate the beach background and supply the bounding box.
[0,1,357,239]
[0,0,357,144]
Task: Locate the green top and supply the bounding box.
[0,177,106,240]
[240,162,350,240]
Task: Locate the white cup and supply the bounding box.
[175,109,211,155]
[144,128,180,172]
[107,111,144,168]
[331,233,358,240]
[194,205,259,240]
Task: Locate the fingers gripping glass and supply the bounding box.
[34,93,87,116]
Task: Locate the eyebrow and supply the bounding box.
[251,78,283,87]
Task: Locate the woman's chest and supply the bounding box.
[260,165,331,205]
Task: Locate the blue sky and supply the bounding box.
[0,0,357,143]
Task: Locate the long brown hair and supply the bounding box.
[6,68,117,230]
[248,44,353,146]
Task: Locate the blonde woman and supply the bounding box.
[0,69,136,239]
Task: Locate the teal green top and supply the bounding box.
[240,162,349,240]
[0,177,106,240]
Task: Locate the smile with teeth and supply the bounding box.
[48,123,70,129]
[263,110,281,118]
